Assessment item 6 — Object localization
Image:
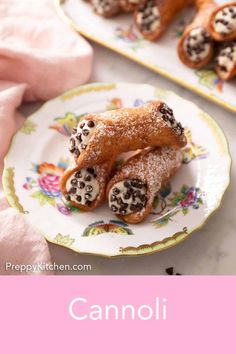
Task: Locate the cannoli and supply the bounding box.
[90,0,121,17]
[134,0,194,41]
[208,2,236,41]
[178,0,216,68]
[106,147,183,224]
[215,41,236,80]
[60,160,113,211]
[69,100,186,168]
[119,0,143,12]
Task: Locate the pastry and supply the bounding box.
[215,41,236,80]
[90,0,121,17]
[69,100,187,168]
[208,2,236,41]
[119,0,143,12]
[134,0,194,41]
[106,147,183,224]
[60,160,114,211]
[178,0,216,68]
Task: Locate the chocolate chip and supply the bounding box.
[130,204,138,212]
[82,129,89,136]
[85,193,92,200]
[76,133,82,142]
[69,187,77,194]
[75,171,81,178]
[81,143,87,150]
[140,194,147,203]
[117,198,123,205]
[79,122,85,129]
[69,147,75,153]
[74,149,80,157]
[130,203,143,212]
[111,195,117,202]
[72,127,77,134]
[111,205,118,213]
[87,168,95,174]
[71,178,78,186]
[160,108,166,114]
[65,194,71,201]
[93,174,97,179]
[124,180,131,188]
[136,203,144,211]
[86,185,93,192]
[220,65,227,72]
[127,188,134,195]
[113,187,120,195]
[131,179,143,189]
[124,192,131,200]
[119,208,127,215]
[121,203,128,209]
[84,175,91,182]
[76,195,82,202]
[79,181,85,189]
[165,267,174,275]
[133,190,141,199]
[70,138,75,147]
[87,120,95,128]
[85,200,92,206]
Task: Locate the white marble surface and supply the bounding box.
[23,42,236,275]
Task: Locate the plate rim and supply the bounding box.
[54,0,236,114]
[2,82,232,258]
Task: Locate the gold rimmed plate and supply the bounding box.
[2,83,231,257]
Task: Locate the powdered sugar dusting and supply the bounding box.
[108,147,183,218]
[71,100,186,167]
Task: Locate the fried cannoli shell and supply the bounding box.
[72,100,186,169]
[106,147,183,224]
[60,160,113,211]
[119,0,143,12]
[134,0,194,41]
[208,2,236,41]
[90,0,121,18]
[178,0,216,68]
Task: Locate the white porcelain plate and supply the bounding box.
[56,0,236,113]
[3,83,231,257]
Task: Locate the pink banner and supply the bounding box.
[0,276,235,352]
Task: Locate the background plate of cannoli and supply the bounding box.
[3,83,231,257]
[56,0,236,113]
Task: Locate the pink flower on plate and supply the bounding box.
[180,188,197,208]
[38,174,61,198]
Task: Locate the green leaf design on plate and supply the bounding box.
[31,191,55,206]
[54,233,75,247]
[20,119,37,135]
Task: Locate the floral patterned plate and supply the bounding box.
[3,83,231,257]
[56,0,236,113]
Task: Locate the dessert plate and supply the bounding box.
[3,83,231,257]
[55,0,236,113]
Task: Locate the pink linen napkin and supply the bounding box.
[0,0,93,274]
